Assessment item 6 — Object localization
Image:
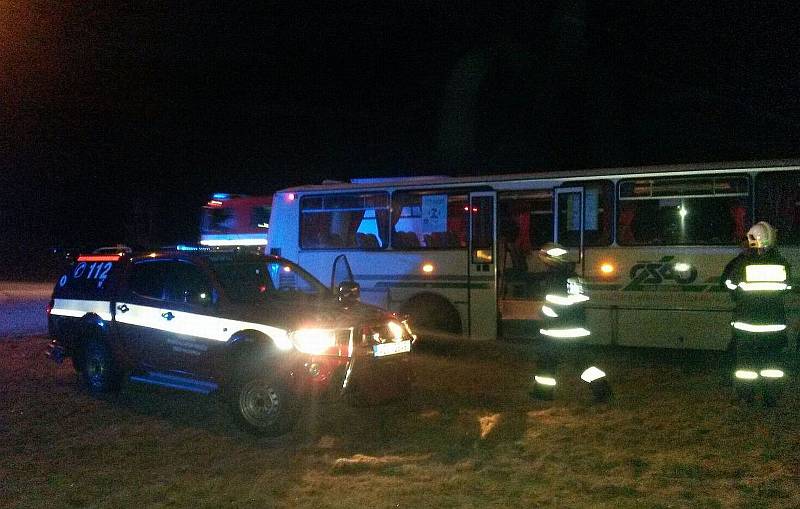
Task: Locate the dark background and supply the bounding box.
[2,2,799,277]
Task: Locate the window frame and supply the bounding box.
[754,170,800,247]
[390,189,470,251]
[555,180,614,248]
[299,191,390,251]
[616,174,751,247]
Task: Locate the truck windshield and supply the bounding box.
[212,260,327,303]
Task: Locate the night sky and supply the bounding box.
[2,2,800,272]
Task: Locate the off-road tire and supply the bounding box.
[231,375,297,436]
[80,338,121,396]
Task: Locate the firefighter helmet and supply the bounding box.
[747,221,776,250]
[538,242,569,267]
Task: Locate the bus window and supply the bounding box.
[300,192,390,249]
[498,191,554,271]
[557,181,612,248]
[391,191,468,249]
[755,171,800,245]
[618,175,749,245]
[471,195,494,263]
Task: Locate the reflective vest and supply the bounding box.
[723,249,790,333]
[539,265,590,339]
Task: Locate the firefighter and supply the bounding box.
[531,243,611,402]
[722,221,791,406]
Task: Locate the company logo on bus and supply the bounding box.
[626,256,698,289]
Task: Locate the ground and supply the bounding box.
[1,335,799,508]
[0,283,50,338]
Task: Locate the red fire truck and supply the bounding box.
[200,194,272,249]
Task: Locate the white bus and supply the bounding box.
[267,161,800,350]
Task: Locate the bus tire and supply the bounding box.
[401,294,462,340]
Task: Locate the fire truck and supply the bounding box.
[200,193,272,249]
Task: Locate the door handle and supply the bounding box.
[117,304,129,313]
[161,311,175,321]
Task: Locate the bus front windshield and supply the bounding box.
[212,260,328,304]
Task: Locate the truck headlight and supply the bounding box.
[289,328,337,355]
[387,321,405,341]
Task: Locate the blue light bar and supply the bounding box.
[212,193,230,200]
[176,244,200,251]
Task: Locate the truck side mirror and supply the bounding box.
[337,280,360,306]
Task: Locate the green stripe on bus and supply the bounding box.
[374,282,490,290]
[356,274,493,281]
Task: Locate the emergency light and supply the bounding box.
[77,254,122,262]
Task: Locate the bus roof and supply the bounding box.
[278,159,800,194]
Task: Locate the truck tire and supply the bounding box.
[80,338,121,396]
[231,375,297,436]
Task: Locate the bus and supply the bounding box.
[266,161,800,350]
[200,194,272,249]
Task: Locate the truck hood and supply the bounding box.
[221,296,398,333]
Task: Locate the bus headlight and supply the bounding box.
[289,328,337,355]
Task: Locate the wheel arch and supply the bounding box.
[399,291,463,335]
[69,313,110,354]
[225,329,285,378]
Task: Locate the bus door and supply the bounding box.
[554,187,585,273]
[469,191,497,339]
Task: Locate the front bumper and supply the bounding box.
[289,347,411,404]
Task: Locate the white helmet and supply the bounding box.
[747,221,776,250]
[538,242,568,267]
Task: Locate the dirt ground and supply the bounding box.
[1,336,799,508]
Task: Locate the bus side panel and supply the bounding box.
[617,309,730,350]
[584,246,738,350]
[296,250,470,334]
[779,246,800,350]
[267,193,301,260]
[584,306,614,346]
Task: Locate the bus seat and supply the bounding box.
[393,231,419,248]
[357,233,380,249]
[319,233,343,248]
[618,204,636,244]
[445,231,462,247]
[427,232,448,247]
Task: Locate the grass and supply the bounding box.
[1,336,799,508]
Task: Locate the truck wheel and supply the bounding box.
[232,375,297,436]
[71,354,84,374]
[81,339,121,396]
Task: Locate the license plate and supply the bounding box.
[373,340,411,357]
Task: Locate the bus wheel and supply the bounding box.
[401,294,461,341]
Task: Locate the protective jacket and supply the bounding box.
[539,261,590,338]
[722,248,790,334]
